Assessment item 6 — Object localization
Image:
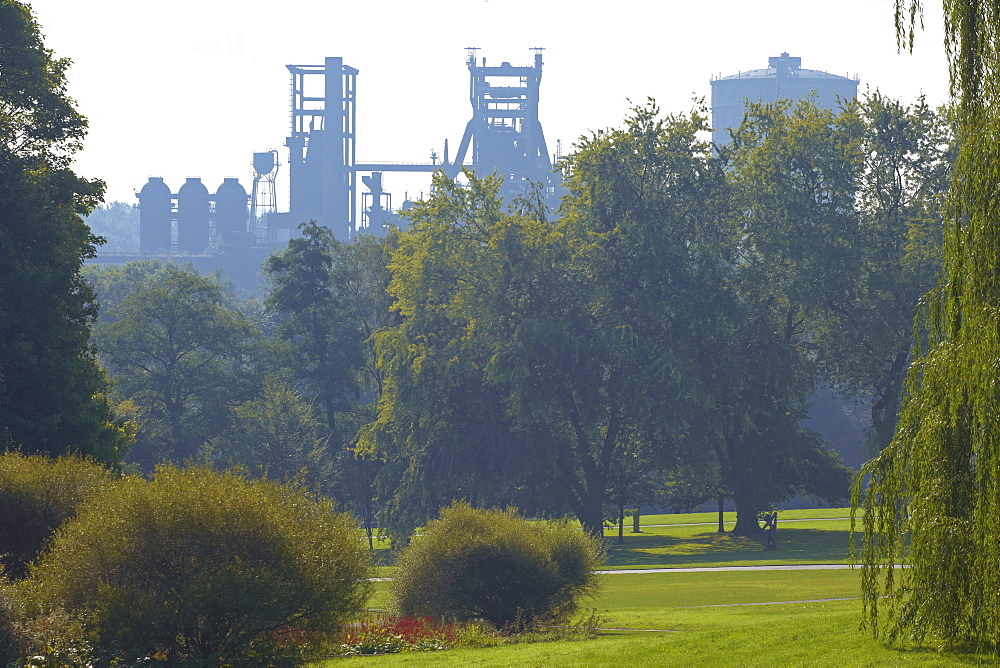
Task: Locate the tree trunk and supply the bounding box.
[731,484,762,536]
[579,494,606,539]
[617,503,624,544]
[632,506,641,533]
[718,492,725,533]
[869,349,908,455]
[728,447,763,537]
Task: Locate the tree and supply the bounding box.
[0,1,130,464]
[811,94,951,454]
[83,201,139,253]
[264,222,364,438]
[362,105,736,537]
[95,265,259,467]
[854,0,1000,646]
[210,381,332,491]
[591,93,942,540]
[359,173,549,538]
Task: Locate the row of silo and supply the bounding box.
[136,177,251,253]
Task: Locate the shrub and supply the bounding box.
[18,465,373,664]
[0,452,112,578]
[392,502,604,629]
[0,573,24,667]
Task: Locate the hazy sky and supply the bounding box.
[31,0,949,206]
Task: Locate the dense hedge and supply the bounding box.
[18,465,373,664]
[0,452,112,578]
[392,502,604,629]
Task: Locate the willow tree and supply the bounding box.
[854,0,1000,646]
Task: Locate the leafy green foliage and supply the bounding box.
[810,94,951,453]
[0,452,112,578]
[94,264,261,466]
[0,1,131,464]
[360,171,564,538]
[264,222,365,436]
[392,502,604,629]
[18,465,373,664]
[718,95,931,533]
[211,380,332,489]
[0,573,23,667]
[364,106,736,538]
[853,0,1000,648]
[83,201,138,252]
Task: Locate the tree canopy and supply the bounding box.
[0,0,130,464]
[361,104,857,538]
[94,264,259,467]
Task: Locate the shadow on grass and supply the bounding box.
[887,643,1000,665]
[605,528,861,568]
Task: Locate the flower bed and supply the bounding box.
[338,614,459,655]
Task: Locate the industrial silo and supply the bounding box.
[710,53,859,146]
[137,177,172,252]
[176,177,210,254]
[213,177,249,246]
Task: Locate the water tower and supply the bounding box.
[250,150,279,243]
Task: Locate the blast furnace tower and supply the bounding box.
[282,57,358,241]
[446,48,559,209]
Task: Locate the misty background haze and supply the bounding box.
[32,0,948,206]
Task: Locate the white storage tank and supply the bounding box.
[710,53,859,146]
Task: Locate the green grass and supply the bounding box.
[322,600,997,666]
[321,508,997,666]
[637,506,853,527]
[326,570,997,666]
[604,509,858,569]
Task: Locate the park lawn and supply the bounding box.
[363,569,865,622]
[638,506,854,527]
[324,603,992,666]
[372,508,862,577]
[329,570,995,666]
[604,519,859,569]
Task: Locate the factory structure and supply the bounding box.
[710,52,859,146]
[132,48,561,263]
[99,51,858,290]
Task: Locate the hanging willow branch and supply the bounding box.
[853,0,1000,647]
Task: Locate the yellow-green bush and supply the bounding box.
[392,503,604,629]
[19,465,373,664]
[0,452,112,578]
[0,573,23,667]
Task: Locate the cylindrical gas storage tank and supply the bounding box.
[176,177,210,254]
[214,177,249,238]
[710,53,859,146]
[137,177,172,252]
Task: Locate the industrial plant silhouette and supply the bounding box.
[96,51,857,290]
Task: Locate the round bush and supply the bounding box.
[20,465,373,664]
[0,452,112,578]
[392,502,604,629]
